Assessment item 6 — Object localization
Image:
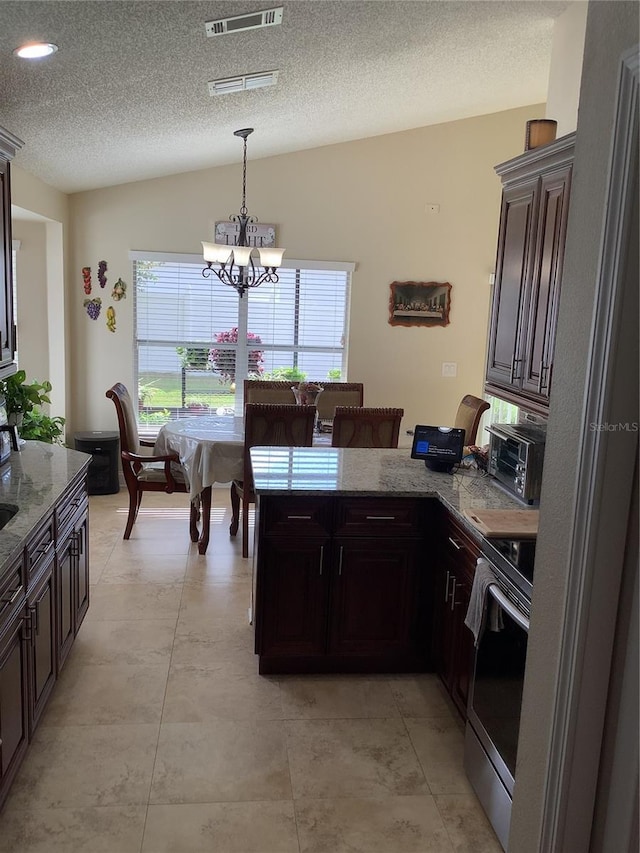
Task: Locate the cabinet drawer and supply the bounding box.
[26,516,55,583]
[261,497,332,537]
[335,498,422,537]
[55,478,88,538]
[441,513,481,582]
[0,554,25,626]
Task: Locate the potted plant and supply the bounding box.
[0,370,52,426]
[19,410,65,445]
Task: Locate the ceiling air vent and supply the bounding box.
[205,7,283,37]
[208,70,279,96]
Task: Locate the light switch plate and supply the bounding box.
[442,362,457,377]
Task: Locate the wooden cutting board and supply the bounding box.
[463,508,539,538]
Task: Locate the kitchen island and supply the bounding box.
[250,446,530,678]
[0,441,91,809]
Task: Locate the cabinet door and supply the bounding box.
[27,559,56,733]
[74,514,90,631]
[256,537,329,658]
[521,165,572,399]
[328,538,419,658]
[485,179,539,392]
[56,535,75,672]
[0,158,15,373]
[449,570,474,717]
[0,610,28,808]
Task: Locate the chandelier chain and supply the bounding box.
[240,135,248,217]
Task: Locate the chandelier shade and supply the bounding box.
[202,128,285,297]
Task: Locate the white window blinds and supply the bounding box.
[131,251,353,428]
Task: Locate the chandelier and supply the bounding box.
[202,128,285,297]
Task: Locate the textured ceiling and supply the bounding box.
[0,0,570,194]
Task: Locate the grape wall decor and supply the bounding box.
[82,266,92,294]
[111,278,127,300]
[106,306,116,333]
[98,259,108,288]
[84,297,102,320]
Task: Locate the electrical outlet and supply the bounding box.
[442,362,457,377]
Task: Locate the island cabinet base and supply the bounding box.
[254,495,433,674]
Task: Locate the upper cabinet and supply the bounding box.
[0,126,24,379]
[485,133,575,414]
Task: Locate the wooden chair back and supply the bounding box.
[244,380,297,406]
[105,382,141,455]
[331,406,404,448]
[243,403,316,494]
[453,394,490,446]
[312,382,364,421]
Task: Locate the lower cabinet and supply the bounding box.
[432,509,479,718]
[0,470,90,810]
[26,555,56,733]
[0,607,29,807]
[255,496,428,674]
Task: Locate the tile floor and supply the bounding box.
[0,489,502,853]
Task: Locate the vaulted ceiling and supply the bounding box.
[0,1,569,193]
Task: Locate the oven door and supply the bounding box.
[467,583,530,794]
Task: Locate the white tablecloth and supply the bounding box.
[154,416,244,500]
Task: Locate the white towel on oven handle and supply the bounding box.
[464,557,503,647]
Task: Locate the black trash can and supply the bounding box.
[74,431,120,495]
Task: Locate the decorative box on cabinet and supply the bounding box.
[485,133,575,414]
[0,125,24,378]
[431,508,479,719]
[254,495,429,674]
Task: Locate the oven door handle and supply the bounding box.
[488,583,530,633]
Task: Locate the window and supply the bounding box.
[132,251,353,430]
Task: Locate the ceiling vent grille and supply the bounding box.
[205,7,283,37]
[208,70,279,96]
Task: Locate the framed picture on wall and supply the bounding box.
[388,280,451,327]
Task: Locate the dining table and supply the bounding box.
[154,415,245,554]
[154,413,330,554]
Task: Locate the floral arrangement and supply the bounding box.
[294,381,324,405]
[208,328,264,383]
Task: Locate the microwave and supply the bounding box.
[486,422,546,504]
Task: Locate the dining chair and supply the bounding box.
[243,380,298,405]
[314,382,364,424]
[331,406,404,448]
[230,403,316,557]
[454,394,490,446]
[106,383,200,542]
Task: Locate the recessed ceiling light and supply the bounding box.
[13,42,58,59]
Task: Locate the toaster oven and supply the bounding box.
[486,422,546,504]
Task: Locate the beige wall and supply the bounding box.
[67,105,541,437]
[546,1,588,135]
[11,167,69,421]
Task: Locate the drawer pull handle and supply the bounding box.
[287,515,312,520]
[319,545,324,576]
[449,576,457,611]
[338,545,344,576]
[448,537,464,551]
[1,586,22,606]
[444,570,450,603]
[365,515,396,521]
[34,540,54,557]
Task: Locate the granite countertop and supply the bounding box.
[0,442,91,570]
[250,446,534,542]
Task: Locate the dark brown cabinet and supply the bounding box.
[432,509,479,719]
[26,555,56,733]
[485,133,574,413]
[0,126,23,378]
[0,470,90,809]
[255,496,428,674]
[0,607,29,807]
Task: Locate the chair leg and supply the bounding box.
[197,487,212,555]
[124,487,138,539]
[189,499,200,542]
[229,483,240,536]
[241,495,250,559]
